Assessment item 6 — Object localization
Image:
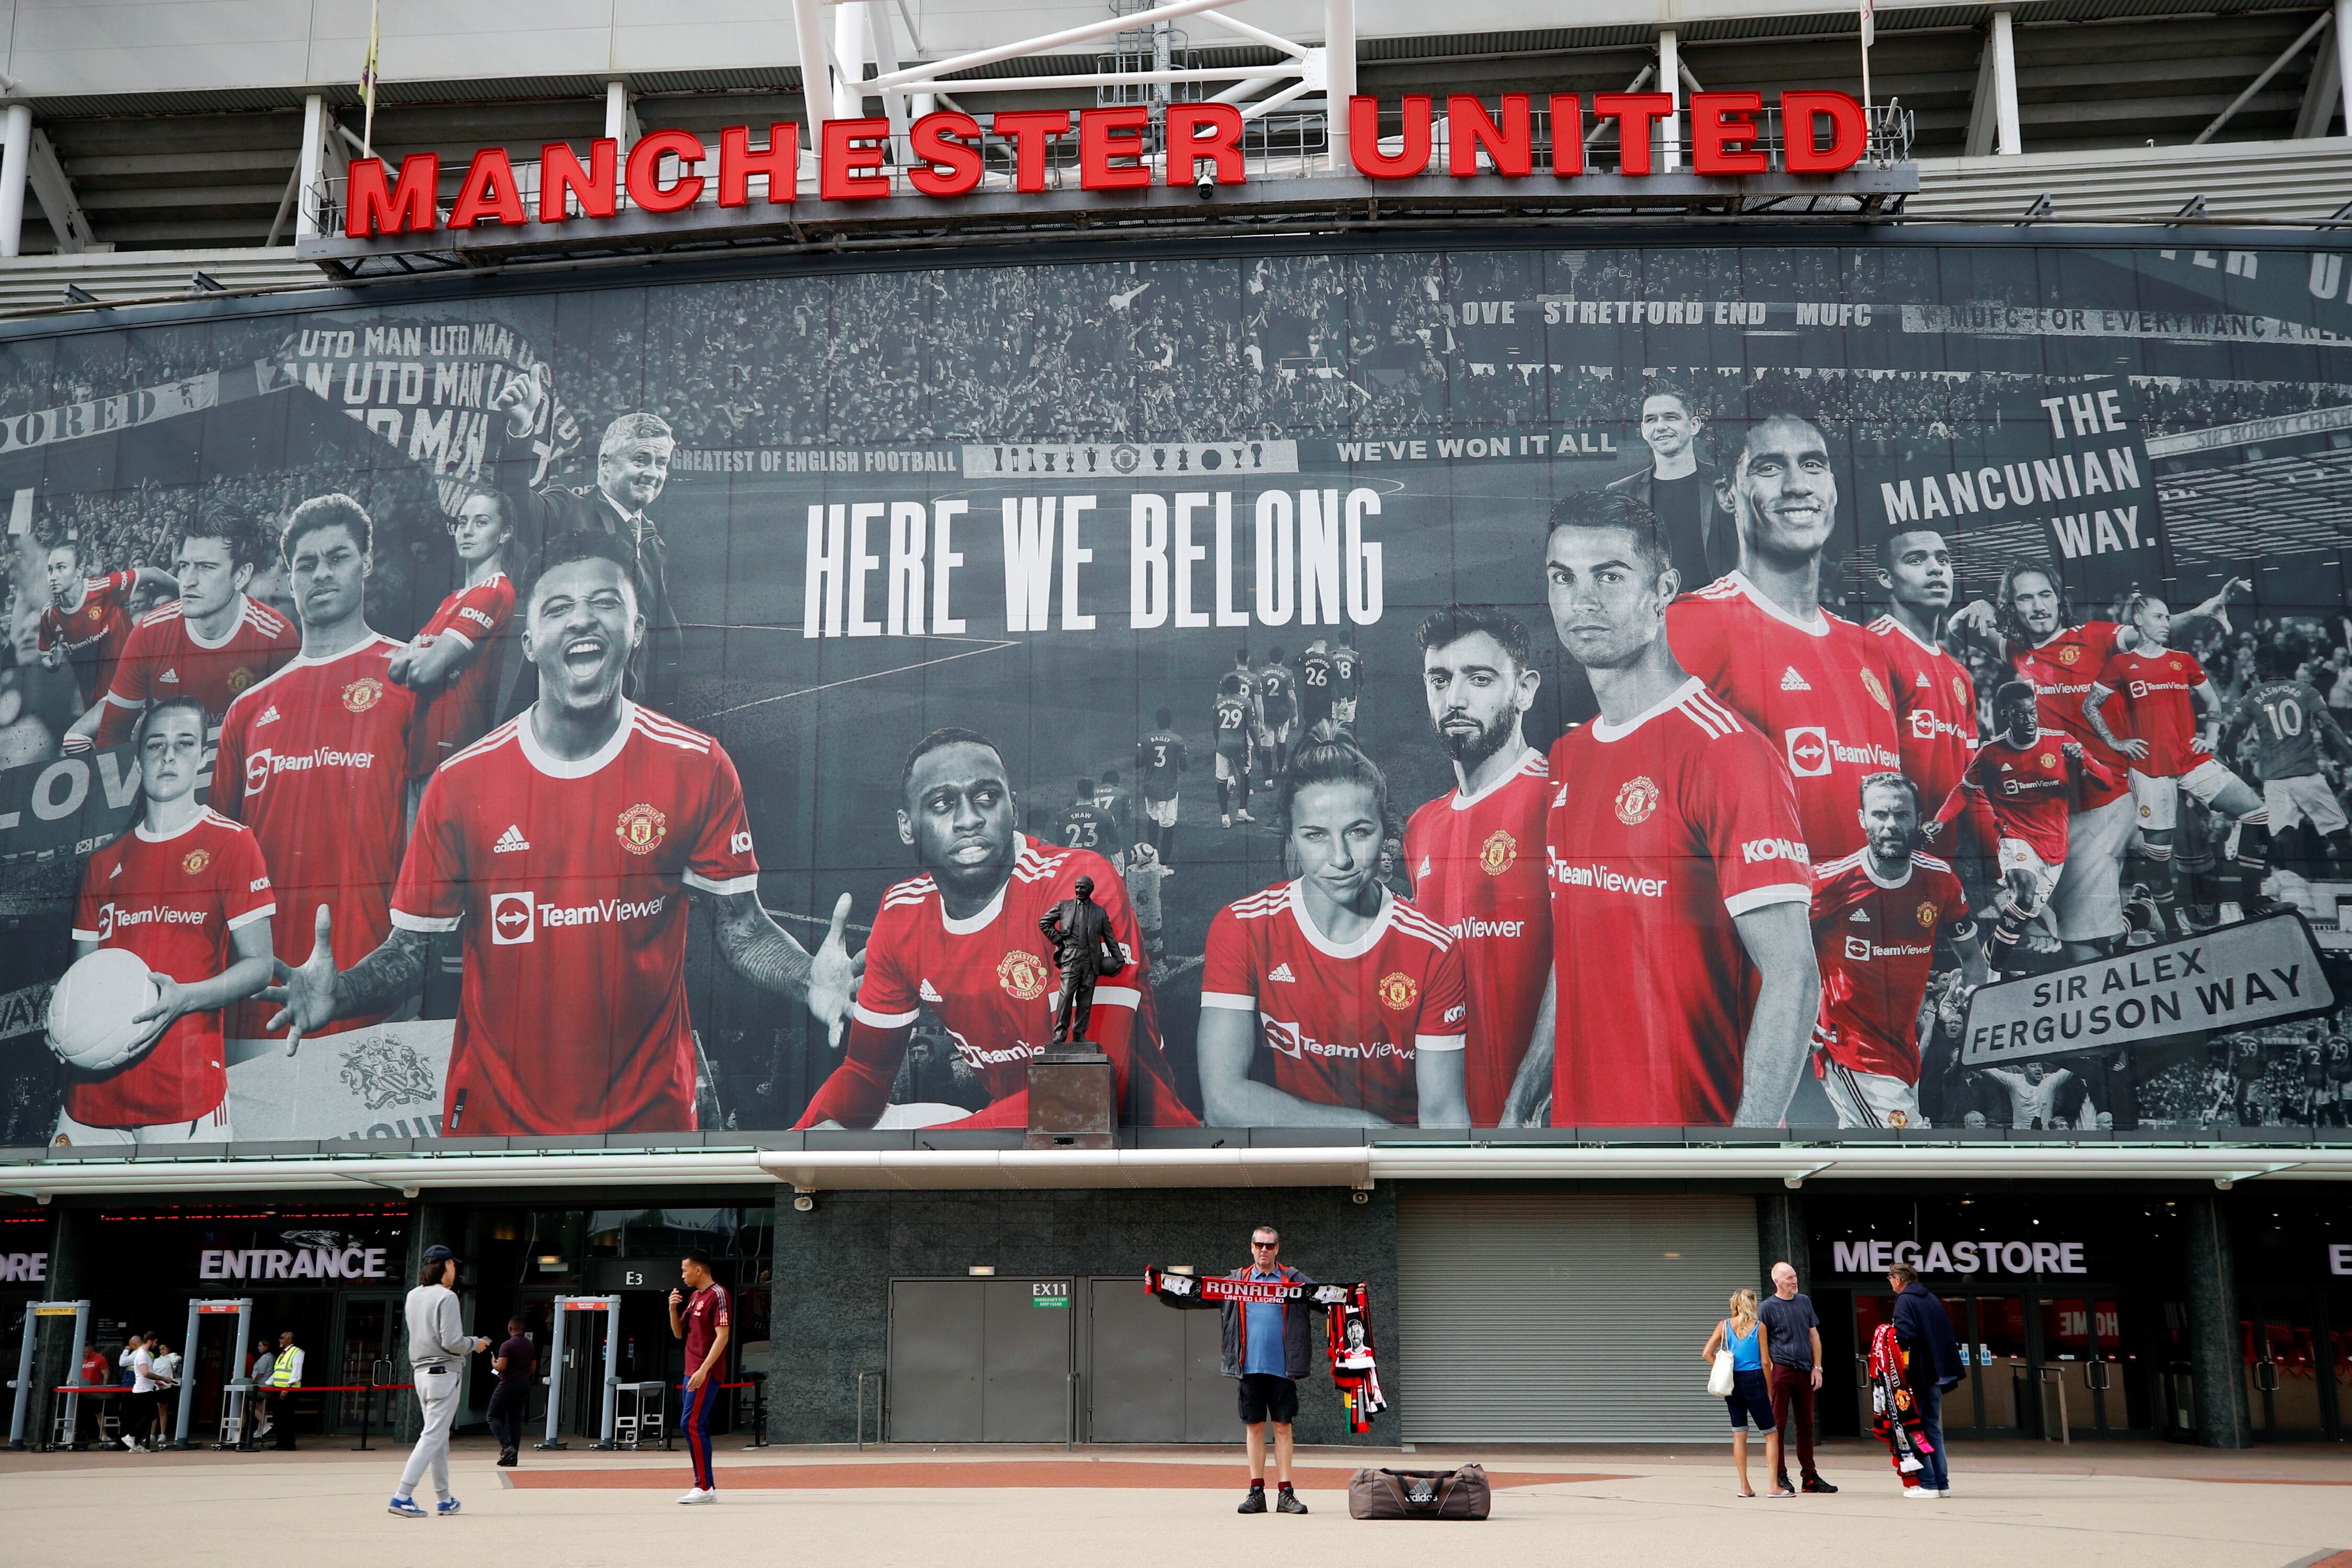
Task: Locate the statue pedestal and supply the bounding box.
[1026,1048,1114,1149]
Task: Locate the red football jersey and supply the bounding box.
[391,702,758,1136]
[1953,736,2105,861]
[800,836,1191,1129]
[1403,748,1552,1126]
[94,595,298,745]
[1667,573,1904,863]
[682,1282,731,1367]
[210,636,419,1040]
[66,808,273,1127]
[410,572,517,778]
[1869,615,1978,811]
[1809,848,1968,1081]
[1544,678,1813,1126]
[2009,621,2130,808]
[2095,647,2209,778]
[1200,881,1467,1126]
[38,570,139,707]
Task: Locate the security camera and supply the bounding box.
[1783,1175,1804,1190]
[1351,1189,1370,1205]
[1195,168,1217,201]
[793,1193,815,1213]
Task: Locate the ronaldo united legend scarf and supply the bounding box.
[1144,1267,1386,1433]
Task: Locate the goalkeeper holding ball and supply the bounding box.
[47,696,275,1146]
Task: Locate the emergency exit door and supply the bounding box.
[888,1278,1073,1442]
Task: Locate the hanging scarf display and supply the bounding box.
[1866,1321,1933,1485]
[1144,1267,1382,1433]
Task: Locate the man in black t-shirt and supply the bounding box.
[1603,382,1734,592]
[1757,1262,1835,1495]
[488,1318,535,1468]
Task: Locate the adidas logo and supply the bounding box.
[1269,962,1297,983]
[919,978,944,1004]
[1418,856,1432,878]
[255,705,281,726]
[492,824,531,853]
[1779,666,1812,692]
[1849,908,1870,923]
[2000,763,2015,771]
[158,667,179,684]
[110,861,122,879]
[1915,672,1930,687]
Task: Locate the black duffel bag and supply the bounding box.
[1346,1463,1491,1520]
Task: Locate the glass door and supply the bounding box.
[330,1295,397,1437]
[1972,1296,2028,1432]
[2241,1300,2326,1437]
[2038,1298,2101,1437]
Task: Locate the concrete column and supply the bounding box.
[833,2,868,124]
[2182,1194,2251,1448]
[603,80,629,148]
[0,103,32,259]
[1757,1192,1809,1291]
[1323,0,1357,170]
[791,0,831,140]
[2337,0,2352,141]
[1658,29,1682,171]
[293,94,326,241]
[1989,11,2023,155]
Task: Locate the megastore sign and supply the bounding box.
[339,91,1878,238]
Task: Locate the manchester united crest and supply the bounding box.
[1915,900,1939,928]
[1888,1110,1910,1129]
[2169,659,2184,672]
[615,802,667,855]
[1860,666,1890,711]
[1376,971,1418,1011]
[1479,828,1517,875]
[342,676,384,713]
[1614,775,1660,826]
[1951,674,1970,709]
[997,949,1050,1000]
[225,667,255,695]
[85,605,103,623]
[2040,753,2056,769]
[182,847,213,877]
[2057,646,2082,666]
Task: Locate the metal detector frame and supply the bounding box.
[175,1298,253,1450]
[538,1294,621,1450]
[8,1299,91,1450]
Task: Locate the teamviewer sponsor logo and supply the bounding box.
[246,744,377,795]
[1786,726,1831,777]
[245,748,273,797]
[490,891,535,945]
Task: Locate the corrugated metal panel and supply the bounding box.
[1397,1193,1758,1443]
[0,248,328,319]
[1907,134,2352,220]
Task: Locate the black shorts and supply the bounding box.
[1237,1373,1299,1425]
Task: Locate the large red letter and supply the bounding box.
[990,111,1070,193]
[821,119,893,201]
[1350,95,1431,178]
[1781,90,1867,172]
[447,148,526,228]
[1594,91,1675,176]
[1079,107,1153,190]
[908,111,983,197]
[343,154,438,236]
[626,129,706,212]
[1448,94,1531,177]
[1690,92,1768,176]
[719,123,799,206]
[539,140,617,221]
[1550,95,1585,176]
[1166,102,1243,187]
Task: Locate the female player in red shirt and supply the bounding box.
[1197,740,1470,1128]
[389,490,518,783]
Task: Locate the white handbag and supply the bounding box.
[1708,1323,1737,1398]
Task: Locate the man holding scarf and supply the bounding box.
[1159,1225,1324,1514]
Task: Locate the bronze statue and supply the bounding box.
[1037,875,1126,1044]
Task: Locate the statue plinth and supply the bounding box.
[1026,1048,1114,1149]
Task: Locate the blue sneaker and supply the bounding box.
[387,1496,428,1518]
[436,1498,462,1517]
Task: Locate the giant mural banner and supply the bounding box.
[4,239,2351,1147]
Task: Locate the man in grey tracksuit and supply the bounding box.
[390,1244,489,1517]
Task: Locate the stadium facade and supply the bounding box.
[0,0,2349,1455]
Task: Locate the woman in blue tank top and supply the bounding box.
[1703,1287,1783,1497]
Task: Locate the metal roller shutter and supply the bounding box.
[1398,1193,1759,1442]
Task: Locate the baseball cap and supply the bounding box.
[422,1244,458,1267]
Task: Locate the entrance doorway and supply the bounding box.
[2241,1298,2330,1438]
[1850,1292,2150,1437]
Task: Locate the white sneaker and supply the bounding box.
[677,1488,716,1505]
[1904,1486,1936,1499]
